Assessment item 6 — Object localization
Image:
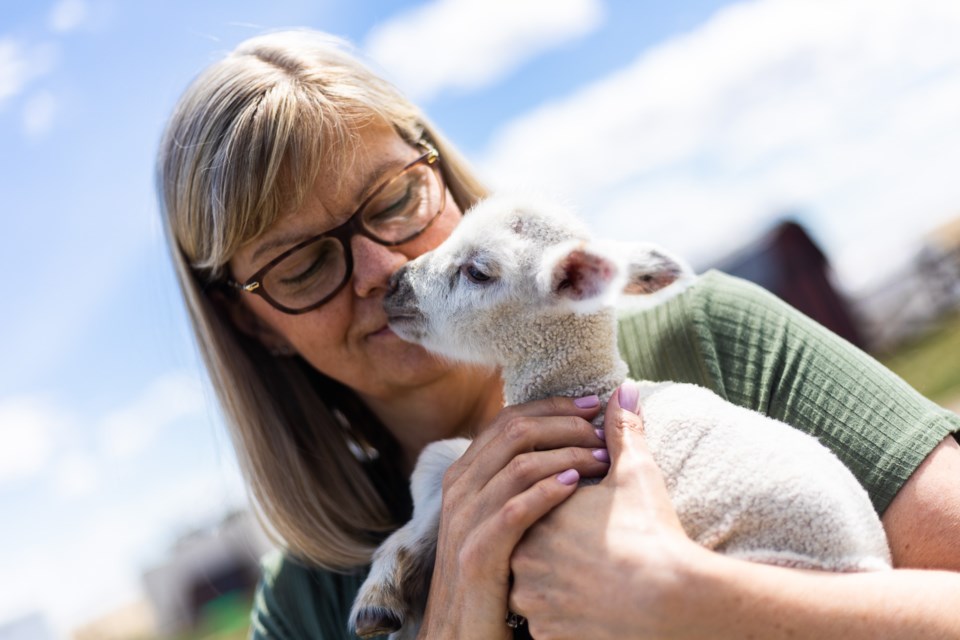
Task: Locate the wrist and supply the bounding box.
[611,535,719,635]
[660,539,716,606]
[418,617,511,640]
[419,593,512,640]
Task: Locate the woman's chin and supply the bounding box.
[367,338,455,382]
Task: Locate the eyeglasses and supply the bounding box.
[226,141,445,314]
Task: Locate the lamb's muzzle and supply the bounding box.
[384,264,427,341]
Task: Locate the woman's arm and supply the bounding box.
[681,545,960,640]
[510,388,960,640]
[882,434,960,570]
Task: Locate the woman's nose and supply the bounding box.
[350,234,410,299]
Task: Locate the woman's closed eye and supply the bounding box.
[277,244,337,287]
[366,184,415,225]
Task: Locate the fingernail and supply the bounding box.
[592,448,610,463]
[595,428,606,442]
[574,394,600,409]
[619,381,640,413]
[557,469,580,485]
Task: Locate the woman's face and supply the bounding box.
[228,122,464,403]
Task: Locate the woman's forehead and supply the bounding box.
[299,124,414,223]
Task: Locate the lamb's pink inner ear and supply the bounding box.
[553,249,617,300]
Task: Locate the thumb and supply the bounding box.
[603,380,649,479]
[603,382,686,532]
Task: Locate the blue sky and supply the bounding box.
[2,0,960,635]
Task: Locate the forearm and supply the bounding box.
[678,549,960,639]
[680,436,960,640]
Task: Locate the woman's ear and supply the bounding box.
[210,288,297,356]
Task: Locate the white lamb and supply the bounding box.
[349,195,892,639]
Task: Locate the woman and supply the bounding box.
[157,30,960,639]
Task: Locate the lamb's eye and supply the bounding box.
[462,264,491,283]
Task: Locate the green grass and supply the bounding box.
[172,593,252,640]
[879,308,960,404]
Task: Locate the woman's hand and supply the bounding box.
[417,395,610,639]
[509,382,705,640]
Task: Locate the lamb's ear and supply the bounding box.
[539,241,622,303]
[621,244,693,295]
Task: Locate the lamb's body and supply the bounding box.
[350,195,891,640]
[622,380,889,567]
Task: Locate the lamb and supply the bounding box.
[349,195,892,639]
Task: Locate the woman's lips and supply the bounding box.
[368,324,396,338]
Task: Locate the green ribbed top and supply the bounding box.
[251,271,959,640]
[616,271,957,514]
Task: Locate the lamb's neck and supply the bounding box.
[501,310,628,406]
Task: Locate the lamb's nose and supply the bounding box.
[386,265,409,299]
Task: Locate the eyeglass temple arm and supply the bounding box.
[418,139,439,163]
[225,279,261,292]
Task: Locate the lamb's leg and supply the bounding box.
[350,519,437,638]
[350,438,470,639]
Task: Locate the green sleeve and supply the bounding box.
[250,549,379,640]
[617,270,959,514]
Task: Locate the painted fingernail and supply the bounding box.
[592,448,610,463]
[557,469,580,485]
[595,428,606,442]
[574,394,600,409]
[619,381,640,413]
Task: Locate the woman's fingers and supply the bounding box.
[602,381,684,530]
[461,469,582,581]
[478,445,608,511]
[471,395,602,447]
[445,399,604,490]
[441,419,607,544]
[603,380,649,479]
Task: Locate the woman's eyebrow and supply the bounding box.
[355,157,406,207]
[251,231,314,265]
[248,156,410,266]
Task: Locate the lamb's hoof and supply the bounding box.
[353,606,403,639]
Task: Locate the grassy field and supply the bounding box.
[170,593,252,640]
[879,308,960,406]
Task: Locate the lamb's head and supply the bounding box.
[383,194,691,367]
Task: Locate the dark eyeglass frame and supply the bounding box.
[225,141,444,315]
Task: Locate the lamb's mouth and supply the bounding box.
[386,312,418,325]
[384,311,426,342]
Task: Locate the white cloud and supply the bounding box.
[1,465,249,638]
[49,0,90,33]
[0,39,31,106]
[0,372,209,493]
[99,372,208,459]
[22,90,57,137]
[0,374,241,635]
[0,38,57,109]
[0,396,63,485]
[53,450,100,498]
[365,0,604,101]
[481,0,960,292]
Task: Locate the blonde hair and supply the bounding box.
[157,30,487,569]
